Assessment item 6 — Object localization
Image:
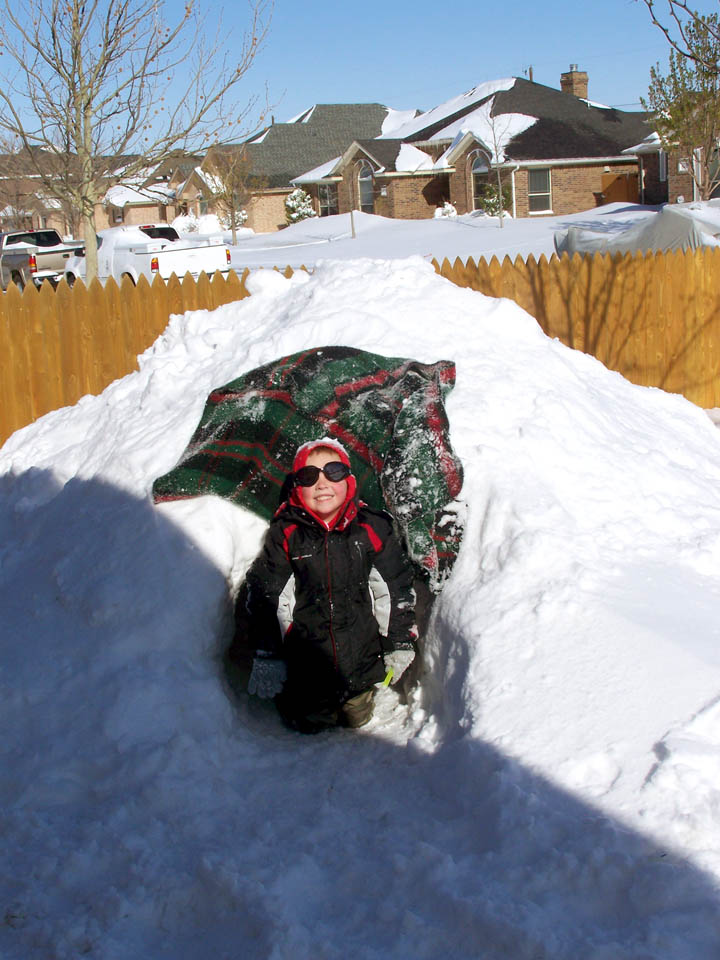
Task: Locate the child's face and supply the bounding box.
[300,449,349,523]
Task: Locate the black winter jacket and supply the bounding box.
[245,498,417,701]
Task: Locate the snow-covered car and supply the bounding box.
[553,203,720,258]
[64,224,232,286]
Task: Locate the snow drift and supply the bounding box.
[2,257,720,958]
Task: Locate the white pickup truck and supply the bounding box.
[64,224,232,286]
[0,228,77,287]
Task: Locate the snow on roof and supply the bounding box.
[435,99,537,167]
[291,155,342,184]
[379,78,517,141]
[104,181,175,207]
[580,98,612,110]
[284,107,311,124]
[381,108,421,137]
[622,132,662,156]
[395,143,435,173]
[37,195,62,210]
[195,167,224,194]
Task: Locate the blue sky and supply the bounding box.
[191,0,719,127]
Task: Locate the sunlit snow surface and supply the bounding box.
[2,256,720,958]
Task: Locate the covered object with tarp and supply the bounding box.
[554,203,720,258]
[153,345,464,593]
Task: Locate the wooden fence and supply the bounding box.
[2,250,720,446]
[434,248,720,410]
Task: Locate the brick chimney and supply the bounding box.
[560,64,588,99]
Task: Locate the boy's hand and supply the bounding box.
[384,648,415,683]
[248,654,287,698]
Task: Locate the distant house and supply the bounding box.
[294,68,657,221]
[0,75,661,239]
[0,146,79,236]
[195,103,416,232]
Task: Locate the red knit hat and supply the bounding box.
[289,436,357,527]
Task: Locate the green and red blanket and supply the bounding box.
[152,346,464,590]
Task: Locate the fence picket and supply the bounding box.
[0,292,23,440]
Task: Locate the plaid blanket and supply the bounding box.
[152,346,464,590]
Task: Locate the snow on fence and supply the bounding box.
[2,250,720,446]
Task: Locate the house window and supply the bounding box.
[527,168,551,212]
[471,152,491,210]
[659,150,667,182]
[357,162,374,214]
[318,183,338,217]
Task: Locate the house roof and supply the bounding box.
[490,78,652,161]
[295,78,655,184]
[391,76,651,161]
[239,103,397,187]
[382,78,517,143]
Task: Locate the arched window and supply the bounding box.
[470,151,491,210]
[357,161,374,214]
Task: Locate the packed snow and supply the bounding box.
[3,249,720,957]
[226,202,662,270]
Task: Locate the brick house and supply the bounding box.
[295,69,658,221]
[198,104,412,232]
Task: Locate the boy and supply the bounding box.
[245,437,417,733]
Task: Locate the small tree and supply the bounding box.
[472,104,519,227]
[642,12,720,199]
[0,0,272,280]
[285,188,317,225]
[219,208,249,235]
[204,145,260,243]
[474,182,512,217]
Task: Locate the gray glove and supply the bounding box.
[383,648,415,684]
[248,654,287,699]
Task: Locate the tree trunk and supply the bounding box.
[496,167,504,229]
[82,208,98,281]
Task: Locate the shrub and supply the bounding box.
[285,188,318,224]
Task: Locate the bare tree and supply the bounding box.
[470,107,516,227]
[203,145,264,243]
[0,0,272,280]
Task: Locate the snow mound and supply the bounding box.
[3,257,720,957]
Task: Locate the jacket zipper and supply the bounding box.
[324,533,338,670]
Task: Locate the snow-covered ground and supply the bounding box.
[3,248,720,956]
[224,202,663,270]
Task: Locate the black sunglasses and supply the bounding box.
[294,461,351,487]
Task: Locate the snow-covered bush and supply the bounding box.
[171,212,199,233]
[219,209,248,231]
[196,214,225,235]
[285,188,318,224]
[434,202,458,219]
